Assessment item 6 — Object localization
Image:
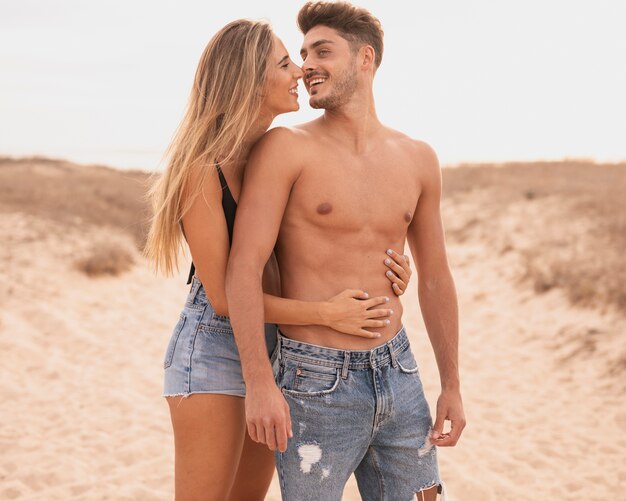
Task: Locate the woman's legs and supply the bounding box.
[167,394,247,501]
[228,430,275,501]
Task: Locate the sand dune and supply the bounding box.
[0,158,624,500]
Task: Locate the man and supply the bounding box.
[226,2,464,499]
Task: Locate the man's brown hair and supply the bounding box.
[297,1,384,69]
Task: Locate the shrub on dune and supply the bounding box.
[75,238,136,277]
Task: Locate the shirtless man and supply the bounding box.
[226,2,464,499]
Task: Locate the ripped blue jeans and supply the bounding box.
[275,327,446,500]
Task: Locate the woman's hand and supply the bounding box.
[322,289,393,339]
[384,248,412,296]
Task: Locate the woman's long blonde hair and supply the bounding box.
[144,19,274,275]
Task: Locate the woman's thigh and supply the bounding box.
[167,394,246,501]
[229,430,276,501]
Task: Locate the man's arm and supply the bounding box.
[225,127,301,452]
[406,141,466,447]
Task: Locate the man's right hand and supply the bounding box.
[245,381,293,452]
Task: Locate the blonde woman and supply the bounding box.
[145,20,412,500]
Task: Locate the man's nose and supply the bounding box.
[301,57,315,74]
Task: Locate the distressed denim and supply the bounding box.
[163,276,277,398]
[275,327,446,500]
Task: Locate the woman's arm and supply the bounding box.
[263,289,392,339]
[261,248,413,337]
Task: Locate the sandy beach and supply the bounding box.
[1,158,624,500]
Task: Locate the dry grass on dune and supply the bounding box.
[0,156,153,248]
[442,160,626,315]
[0,156,155,278]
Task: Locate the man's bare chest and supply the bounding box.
[285,154,421,233]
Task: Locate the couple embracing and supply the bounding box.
[145,2,465,500]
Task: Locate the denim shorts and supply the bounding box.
[274,327,447,500]
[163,276,277,398]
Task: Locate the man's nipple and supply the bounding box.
[404,211,412,223]
[317,203,333,215]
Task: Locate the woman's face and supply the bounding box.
[262,35,303,117]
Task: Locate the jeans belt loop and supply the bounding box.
[387,341,398,368]
[341,351,350,379]
[276,335,282,362]
[190,276,200,300]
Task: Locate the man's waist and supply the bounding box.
[276,325,409,369]
[277,319,405,351]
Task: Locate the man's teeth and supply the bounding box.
[289,88,298,95]
[309,78,326,86]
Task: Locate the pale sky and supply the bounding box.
[1,0,625,169]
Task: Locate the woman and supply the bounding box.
[144,20,412,500]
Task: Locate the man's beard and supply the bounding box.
[309,64,358,110]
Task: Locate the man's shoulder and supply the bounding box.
[384,128,440,173]
[253,126,308,159]
[248,126,305,166]
[259,122,316,146]
[251,123,319,163]
[256,126,299,148]
[246,125,311,179]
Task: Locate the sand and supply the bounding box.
[1,159,624,500]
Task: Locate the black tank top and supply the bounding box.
[186,164,237,284]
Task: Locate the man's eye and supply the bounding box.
[319,50,329,56]
[282,63,290,69]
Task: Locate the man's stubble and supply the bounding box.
[309,60,358,111]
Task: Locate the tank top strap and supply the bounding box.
[215,163,228,190]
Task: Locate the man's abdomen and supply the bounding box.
[276,232,407,349]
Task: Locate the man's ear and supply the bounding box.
[360,45,376,71]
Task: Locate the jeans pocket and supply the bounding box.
[164,313,186,369]
[396,346,420,374]
[280,360,341,398]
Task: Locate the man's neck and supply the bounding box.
[320,90,382,154]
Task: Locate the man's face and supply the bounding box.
[300,25,358,110]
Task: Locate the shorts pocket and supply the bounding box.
[279,359,340,398]
[396,346,420,374]
[164,313,186,369]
